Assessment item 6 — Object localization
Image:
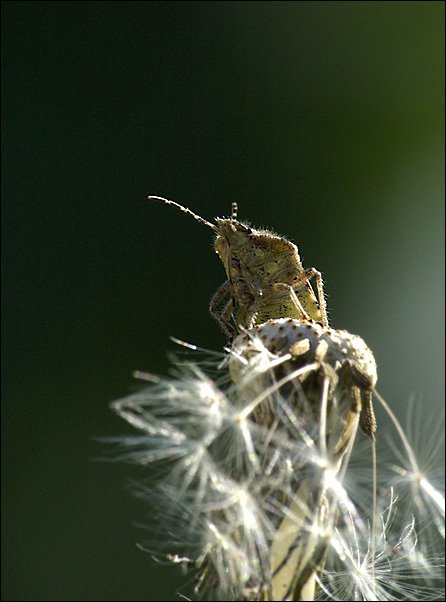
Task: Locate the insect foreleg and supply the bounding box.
[239,294,261,331]
[209,280,236,338]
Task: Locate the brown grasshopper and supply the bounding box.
[149,196,328,338]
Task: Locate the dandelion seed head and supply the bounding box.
[231,318,377,388]
[109,325,444,600]
[321,491,444,601]
[376,395,446,553]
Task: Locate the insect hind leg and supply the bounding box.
[272,282,313,322]
[292,267,328,327]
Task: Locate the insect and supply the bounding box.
[149,196,328,338]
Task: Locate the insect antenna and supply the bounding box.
[231,202,238,222]
[148,195,218,232]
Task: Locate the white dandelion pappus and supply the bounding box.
[111,317,381,600]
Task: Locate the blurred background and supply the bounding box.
[2,2,444,600]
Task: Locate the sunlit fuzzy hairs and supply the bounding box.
[109,319,444,601]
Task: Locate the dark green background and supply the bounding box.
[2,2,444,600]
